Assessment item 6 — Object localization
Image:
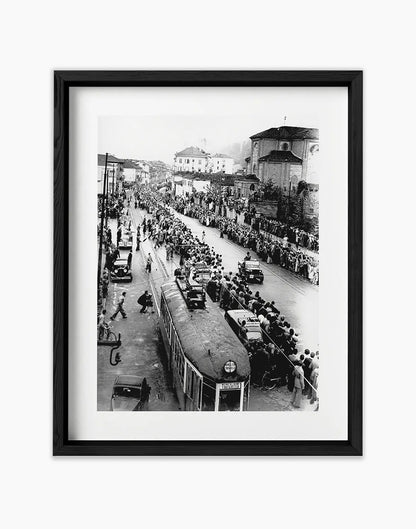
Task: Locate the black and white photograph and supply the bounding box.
[97,110,320,413]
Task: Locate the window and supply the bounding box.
[186,159,190,163]
[184,361,203,409]
[282,142,289,151]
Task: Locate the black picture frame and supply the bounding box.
[54,70,362,456]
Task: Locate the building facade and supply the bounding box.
[174,146,210,173]
[208,153,234,174]
[234,174,260,199]
[174,146,235,174]
[246,126,319,192]
[258,150,303,194]
[174,173,212,197]
[122,160,137,184]
[97,154,124,195]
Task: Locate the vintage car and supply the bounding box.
[191,262,211,286]
[111,375,151,411]
[238,259,264,283]
[118,228,133,250]
[224,309,264,346]
[110,258,133,282]
[176,276,206,309]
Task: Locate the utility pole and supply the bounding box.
[97,153,108,294]
[105,163,110,229]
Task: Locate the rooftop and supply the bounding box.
[175,146,210,157]
[211,153,233,159]
[234,174,260,182]
[122,159,139,169]
[98,154,124,165]
[258,150,303,164]
[250,126,319,141]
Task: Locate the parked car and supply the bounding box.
[191,261,211,286]
[110,258,132,282]
[238,259,264,283]
[111,375,151,411]
[176,276,206,309]
[118,228,133,250]
[224,309,264,346]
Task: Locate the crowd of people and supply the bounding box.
[97,186,319,408]
[256,216,318,251]
[136,188,319,407]
[172,196,319,284]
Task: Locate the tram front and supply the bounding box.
[214,361,250,412]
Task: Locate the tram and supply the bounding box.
[160,281,251,411]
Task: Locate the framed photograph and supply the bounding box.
[54,70,362,455]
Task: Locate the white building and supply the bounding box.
[173,174,211,197]
[209,153,234,174]
[122,160,137,183]
[174,146,210,173]
[135,162,150,184]
[174,146,236,175]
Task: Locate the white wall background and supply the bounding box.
[1,1,414,528]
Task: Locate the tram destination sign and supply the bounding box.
[218,382,242,390]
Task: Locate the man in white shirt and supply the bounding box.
[110,291,127,320]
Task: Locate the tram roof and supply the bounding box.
[161,281,250,380]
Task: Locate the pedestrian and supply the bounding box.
[110,291,127,320]
[127,250,132,269]
[116,225,122,247]
[310,366,319,404]
[136,232,141,251]
[137,290,152,313]
[291,361,305,408]
[145,253,153,273]
[101,279,108,307]
[97,309,110,340]
[202,230,206,243]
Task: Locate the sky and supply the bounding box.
[97,87,322,165]
[98,99,317,164]
[99,115,314,164]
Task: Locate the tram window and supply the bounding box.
[168,322,172,344]
[218,390,241,412]
[194,378,202,408]
[201,384,216,411]
[185,366,194,397]
[178,353,184,381]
